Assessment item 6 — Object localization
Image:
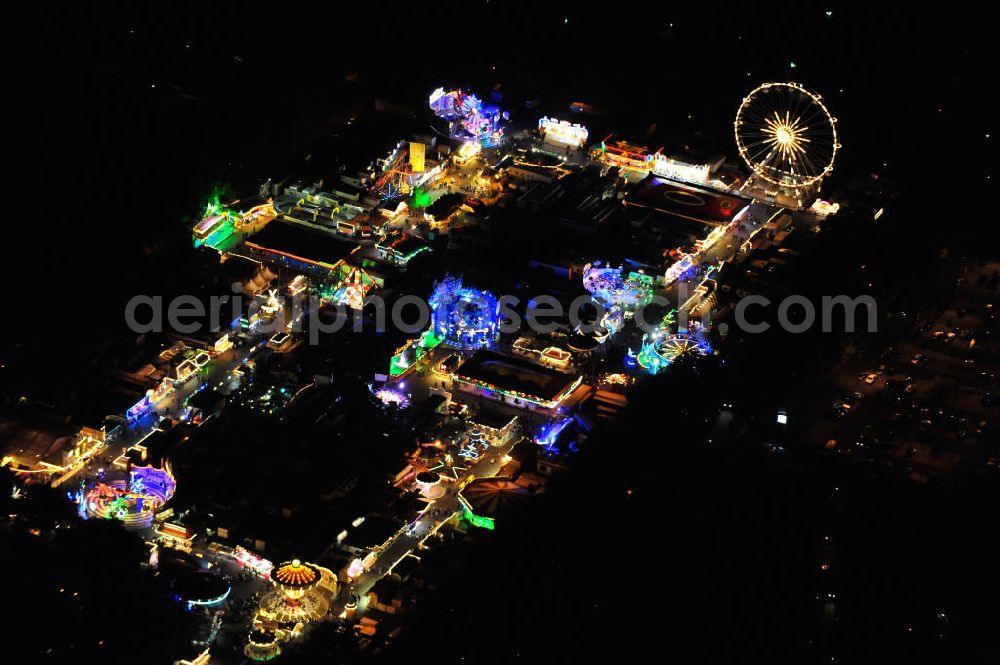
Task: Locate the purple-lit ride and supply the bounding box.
[429,87,505,147]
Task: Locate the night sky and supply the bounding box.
[3,3,995,664]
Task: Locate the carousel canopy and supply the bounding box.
[273,559,320,589]
[460,478,530,520]
[416,470,441,484]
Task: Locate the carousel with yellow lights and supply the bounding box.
[254,559,338,626]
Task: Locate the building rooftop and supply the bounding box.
[425,193,467,220]
[470,411,518,432]
[245,222,358,269]
[377,232,427,259]
[453,350,580,403]
[187,388,225,414]
[624,175,750,227]
[0,413,77,470]
[345,515,402,550]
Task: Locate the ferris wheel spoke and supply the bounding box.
[742,139,775,154]
[746,138,779,159]
[797,107,828,134]
[791,94,811,125]
[796,151,819,178]
[752,144,783,171]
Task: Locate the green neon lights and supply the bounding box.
[411,187,431,208]
[389,328,445,376]
[462,505,495,530]
[402,245,432,262]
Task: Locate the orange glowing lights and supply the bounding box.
[274,559,318,588]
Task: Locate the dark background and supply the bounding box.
[3,3,996,663]
[5,2,990,349]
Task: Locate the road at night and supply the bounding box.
[329,433,524,618]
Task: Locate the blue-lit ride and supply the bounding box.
[635,330,713,374]
[535,417,572,449]
[429,276,500,350]
[582,262,654,311]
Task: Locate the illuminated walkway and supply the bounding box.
[329,433,523,618]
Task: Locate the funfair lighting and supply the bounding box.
[538,117,589,147]
[429,276,500,350]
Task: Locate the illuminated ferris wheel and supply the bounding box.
[636,332,712,374]
[655,336,705,363]
[735,82,840,190]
